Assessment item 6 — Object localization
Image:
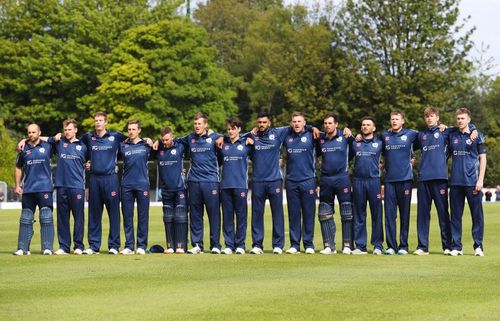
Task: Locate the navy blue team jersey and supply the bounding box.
[180,132,222,183]
[156,139,186,191]
[316,129,353,177]
[283,130,316,182]
[119,139,151,190]
[218,137,251,189]
[418,126,449,181]
[351,138,383,179]
[16,141,54,193]
[449,130,487,187]
[51,137,87,189]
[381,128,418,182]
[81,131,126,176]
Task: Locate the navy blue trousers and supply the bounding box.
[384,180,412,251]
[88,174,121,251]
[221,188,248,250]
[251,180,285,250]
[319,175,352,248]
[286,178,317,250]
[121,187,150,250]
[56,187,85,252]
[416,180,451,251]
[161,189,187,208]
[450,186,484,251]
[188,181,221,251]
[352,178,383,251]
[22,192,53,211]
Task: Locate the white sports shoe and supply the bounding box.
[73,249,83,255]
[249,247,263,255]
[449,249,463,256]
[273,247,283,255]
[187,246,203,254]
[443,249,451,255]
[83,248,99,255]
[342,247,352,255]
[222,248,233,255]
[235,248,245,254]
[120,248,134,255]
[397,249,408,256]
[413,249,429,256]
[286,247,299,254]
[305,248,315,254]
[13,249,30,256]
[351,249,368,255]
[43,249,53,255]
[108,248,118,255]
[175,248,185,254]
[474,248,484,257]
[320,247,337,255]
[54,249,68,255]
[384,248,396,255]
[211,247,221,254]
[136,248,146,255]
[164,248,175,254]
[373,248,382,255]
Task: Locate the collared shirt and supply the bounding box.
[51,137,87,189]
[81,130,126,175]
[351,137,383,179]
[119,139,151,190]
[16,141,54,193]
[418,126,450,181]
[218,136,251,189]
[156,139,186,191]
[283,130,316,182]
[249,126,290,182]
[179,131,222,183]
[381,128,419,182]
[316,129,353,177]
[449,129,487,186]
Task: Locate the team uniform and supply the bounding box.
[316,130,354,252]
[119,139,151,252]
[156,140,188,252]
[179,131,223,252]
[350,137,384,253]
[283,130,317,252]
[15,141,55,254]
[249,126,291,252]
[381,128,418,254]
[448,129,487,254]
[218,137,251,252]
[415,126,452,253]
[51,137,87,254]
[81,130,126,253]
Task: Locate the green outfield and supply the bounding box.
[0,203,499,321]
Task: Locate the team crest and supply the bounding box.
[39,148,45,153]
[191,138,195,144]
[211,189,218,195]
[63,143,68,148]
[385,137,390,141]
[255,136,260,141]
[401,135,407,141]
[76,194,82,200]
[376,194,381,199]
[44,193,49,199]
[76,145,82,151]
[344,187,349,193]
[356,143,361,147]
[26,150,31,155]
[320,139,325,144]
[92,137,96,141]
[440,189,446,195]
[237,145,244,151]
[180,193,185,199]
[309,189,314,195]
[404,189,410,196]
[206,138,212,144]
[171,149,176,155]
[301,137,307,143]
[143,191,149,196]
[434,132,440,139]
[109,136,115,142]
[422,135,427,140]
[372,143,378,148]
[240,192,246,198]
[276,188,281,193]
[288,138,293,142]
[466,139,472,145]
[269,134,275,140]
[111,191,117,197]
[337,137,343,142]
[160,151,164,156]
[454,139,459,144]
[124,144,129,148]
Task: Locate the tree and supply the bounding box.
[0,118,18,186]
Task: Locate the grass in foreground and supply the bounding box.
[0,203,499,321]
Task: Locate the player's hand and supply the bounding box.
[312,127,321,139]
[17,139,26,152]
[144,137,154,147]
[438,124,448,132]
[250,127,258,135]
[15,186,22,195]
[411,157,416,166]
[474,180,483,193]
[355,134,362,142]
[54,133,62,141]
[470,129,478,141]
[379,162,384,169]
[207,129,215,135]
[246,137,254,145]
[85,161,91,171]
[215,137,224,149]
[343,127,352,137]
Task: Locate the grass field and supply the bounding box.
[1,203,499,321]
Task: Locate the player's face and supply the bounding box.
[161,133,174,148]
[194,118,207,135]
[455,113,471,130]
[127,124,141,139]
[424,113,439,128]
[256,117,271,132]
[291,115,305,133]
[27,124,41,143]
[94,116,107,131]
[227,125,241,140]
[390,114,404,131]
[323,117,338,135]
[361,120,376,136]
[64,123,78,140]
